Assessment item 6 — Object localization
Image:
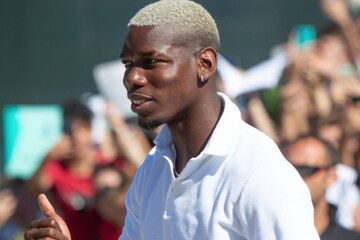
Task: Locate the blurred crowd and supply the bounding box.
[0,96,154,240]
[219,0,360,238]
[1,0,360,239]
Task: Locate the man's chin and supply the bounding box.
[138,118,165,130]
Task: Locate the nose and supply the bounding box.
[123,66,147,91]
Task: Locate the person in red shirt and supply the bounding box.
[27,99,123,240]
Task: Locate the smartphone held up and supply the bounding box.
[293,24,317,50]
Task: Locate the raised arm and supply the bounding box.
[320,0,360,62]
[105,103,151,171]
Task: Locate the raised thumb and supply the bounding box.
[38,193,58,218]
[37,193,72,239]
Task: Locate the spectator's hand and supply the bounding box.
[285,33,307,73]
[46,135,72,160]
[320,0,352,26]
[0,189,18,227]
[307,45,340,80]
[24,194,71,240]
[105,102,127,132]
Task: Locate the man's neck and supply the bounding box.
[171,95,224,173]
[314,198,330,236]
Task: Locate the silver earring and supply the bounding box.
[200,75,204,82]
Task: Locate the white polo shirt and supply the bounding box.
[120,93,319,240]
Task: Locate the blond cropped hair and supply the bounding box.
[128,0,220,51]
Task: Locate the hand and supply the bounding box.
[307,46,339,80]
[24,194,71,240]
[0,189,18,227]
[105,101,127,131]
[46,135,72,160]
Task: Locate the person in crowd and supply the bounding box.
[26,99,127,239]
[93,163,131,239]
[24,1,319,239]
[320,0,360,75]
[283,134,360,239]
[307,22,360,231]
[104,101,152,174]
[0,178,40,240]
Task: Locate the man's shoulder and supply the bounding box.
[230,120,284,166]
[133,146,169,179]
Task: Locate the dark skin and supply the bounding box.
[24,24,221,240]
[24,194,70,240]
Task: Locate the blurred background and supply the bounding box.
[0,0,329,164]
[0,0,327,106]
[1,0,360,239]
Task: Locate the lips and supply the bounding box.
[128,92,152,103]
[131,99,146,105]
[127,92,153,113]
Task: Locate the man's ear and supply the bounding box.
[197,47,217,82]
[326,165,337,187]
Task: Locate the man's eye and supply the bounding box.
[146,59,158,64]
[122,61,133,68]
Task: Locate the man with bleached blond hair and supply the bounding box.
[24,1,319,239]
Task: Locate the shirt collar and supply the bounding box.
[153,92,243,157]
[202,92,242,156]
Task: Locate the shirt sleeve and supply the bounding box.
[239,159,320,240]
[119,168,142,240]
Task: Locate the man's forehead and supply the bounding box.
[121,25,181,54]
[126,24,176,42]
[288,139,327,165]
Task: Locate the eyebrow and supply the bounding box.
[120,51,167,59]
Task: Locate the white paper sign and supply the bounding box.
[93,60,136,119]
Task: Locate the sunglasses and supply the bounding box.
[293,164,335,177]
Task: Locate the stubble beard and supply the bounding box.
[138,117,166,130]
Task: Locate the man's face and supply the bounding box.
[70,120,92,150]
[120,25,200,129]
[285,138,336,206]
